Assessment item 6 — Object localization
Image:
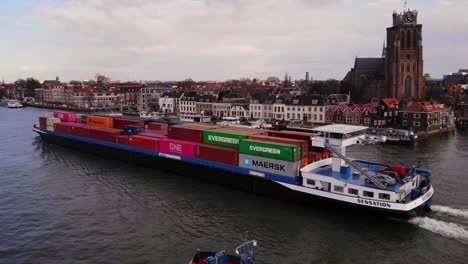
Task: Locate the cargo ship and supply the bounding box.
[33,111,434,215]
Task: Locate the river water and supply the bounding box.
[1,107,467,264]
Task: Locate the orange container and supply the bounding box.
[301,157,309,168]
[86,115,114,128]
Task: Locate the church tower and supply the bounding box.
[385,10,424,100]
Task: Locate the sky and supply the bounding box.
[0,0,467,82]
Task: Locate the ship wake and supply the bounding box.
[431,205,468,219]
[409,216,468,244]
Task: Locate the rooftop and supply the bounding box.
[312,124,368,135]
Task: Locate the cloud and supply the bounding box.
[2,0,467,81]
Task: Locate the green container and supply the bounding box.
[203,130,250,148]
[239,139,301,161]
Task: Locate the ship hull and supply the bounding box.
[34,127,430,217]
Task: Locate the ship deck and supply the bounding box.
[310,160,405,191]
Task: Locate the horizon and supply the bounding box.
[1,0,467,82]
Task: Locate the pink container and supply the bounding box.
[53,111,76,122]
[158,139,198,157]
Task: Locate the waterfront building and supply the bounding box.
[249,94,275,121]
[213,102,232,117]
[195,95,215,116]
[158,92,181,113]
[230,104,249,118]
[137,85,171,112]
[179,91,198,114]
[399,100,450,132]
[284,95,326,123]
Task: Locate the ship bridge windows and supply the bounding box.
[333,185,344,193]
[363,191,374,198]
[379,193,391,200]
[306,179,316,186]
[348,188,358,195]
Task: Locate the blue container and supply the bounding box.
[340,165,352,178]
[124,125,144,135]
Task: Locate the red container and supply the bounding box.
[248,134,309,158]
[159,138,198,157]
[196,144,239,166]
[148,122,168,132]
[116,135,130,145]
[138,132,167,139]
[267,130,314,146]
[301,157,309,168]
[113,118,145,129]
[39,117,47,130]
[88,127,122,142]
[69,123,91,138]
[128,135,160,150]
[54,122,73,134]
[167,125,211,143]
[53,111,76,122]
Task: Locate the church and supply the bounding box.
[343,10,424,103]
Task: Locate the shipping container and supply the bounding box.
[239,154,301,177]
[144,130,167,136]
[54,122,73,134]
[124,125,144,135]
[86,115,113,128]
[46,117,61,131]
[301,157,308,168]
[88,127,122,142]
[53,111,76,122]
[69,123,92,138]
[128,135,160,150]
[216,127,267,135]
[267,130,314,146]
[147,122,169,132]
[113,118,145,129]
[138,132,167,139]
[76,114,86,123]
[239,139,301,162]
[196,144,239,166]
[39,117,47,130]
[202,130,249,148]
[168,125,213,143]
[159,138,198,157]
[248,134,309,158]
[115,135,130,145]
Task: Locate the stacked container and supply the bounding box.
[159,138,198,157]
[124,125,144,135]
[167,125,213,143]
[147,122,168,132]
[53,111,76,122]
[88,127,122,142]
[86,116,114,128]
[238,154,301,177]
[46,117,61,131]
[239,139,301,162]
[39,117,47,130]
[196,144,239,166]
[216,127,266,135]
[128,135,160,150]
[113,118,145,130]
[248,135,309,167]
[115,135,130,145]
[267,130,314,147]
[202,130,250,149]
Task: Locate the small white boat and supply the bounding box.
[7,100,23,108]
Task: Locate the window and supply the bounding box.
[379,193,390,200]
[333,186,344,192]
[348,188,358,195]
[414,113,421,119]
[402,120,407,126]
[414,121,420,127]
[403,113,408,118]
[363,191,374,198]
[307,179,315,186]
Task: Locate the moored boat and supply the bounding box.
[33,112,434,215]
[7,100,23,108]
